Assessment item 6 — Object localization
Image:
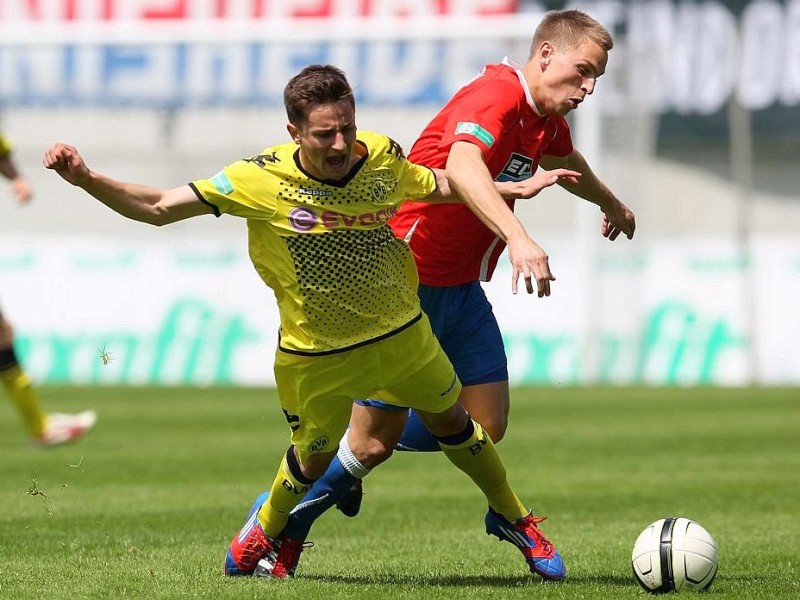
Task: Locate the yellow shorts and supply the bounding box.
[273,313,461,462]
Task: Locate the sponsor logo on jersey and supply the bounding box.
[210,171,234,194]
[496,152,534,182]
[320,207,397,228]
[288,206,318,231]
[288,206,398,231]
[298,187,333,197]
[455,121,495,147]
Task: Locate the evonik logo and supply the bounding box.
[288,207,318,232]
[288,206,398,231]
[321,207,398,228]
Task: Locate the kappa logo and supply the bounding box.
[299,187,333,197]
[282,408,300,432]
[386,138,405,159]
[243,152,279,167]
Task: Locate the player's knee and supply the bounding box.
[416,402,470,438]
[482,416,508,444]
[351,437,394,469]
[350,437,394,469]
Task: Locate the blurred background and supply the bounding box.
[0,0,798,387]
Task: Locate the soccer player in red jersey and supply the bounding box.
[277,9,635,580]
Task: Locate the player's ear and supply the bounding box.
[287,122,300,144]
[539,42,554,67]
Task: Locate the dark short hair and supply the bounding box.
[284,64,355,126]
[530,9,613,58]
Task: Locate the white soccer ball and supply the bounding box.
[631,517,718,593]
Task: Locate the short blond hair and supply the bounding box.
[529,9,613,58]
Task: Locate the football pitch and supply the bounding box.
[1,386,797,599]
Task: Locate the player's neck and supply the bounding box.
[521,62,545,116]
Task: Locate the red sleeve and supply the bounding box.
[438,76,523,159]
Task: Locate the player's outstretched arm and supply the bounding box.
[540,149,635,240]
[0,155,33,204]
[427,166,579,203]
[421,168,456,202]
[496,167,581,200]
[446,141,556,298]
[43,142,213,225]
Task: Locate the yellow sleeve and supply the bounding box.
[190,159,277,219]
[398,160,437,201]
[363,131,437,201]
[0,134,13,158]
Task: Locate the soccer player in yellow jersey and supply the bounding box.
[0,134,32,205]
[1,133,97,446]
[44,64,569,580]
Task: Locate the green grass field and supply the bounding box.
[1,386,797,599]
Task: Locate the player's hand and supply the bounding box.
[42,143,91,187]
[11,176,32,204]
[515,168,581,199]
[601,199,636,241]
[507,234,556,297]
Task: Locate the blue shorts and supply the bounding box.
[419,282,508,386]
[358,282,507,414]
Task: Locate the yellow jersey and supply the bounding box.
[191,131,438,355]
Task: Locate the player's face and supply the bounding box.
[289,99,358,181]
[535,38,607,116]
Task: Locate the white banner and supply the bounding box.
[1,233,798,386]
[1,1,799,113]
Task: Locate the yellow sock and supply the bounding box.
[439,419,527,521]
[1,364,46,438]
[257,449,315,538]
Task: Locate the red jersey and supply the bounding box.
[391,58,574,286]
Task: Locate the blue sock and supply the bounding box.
[396,409,441,452]
[282,436,370,540]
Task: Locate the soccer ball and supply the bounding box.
[631,517,718,593]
